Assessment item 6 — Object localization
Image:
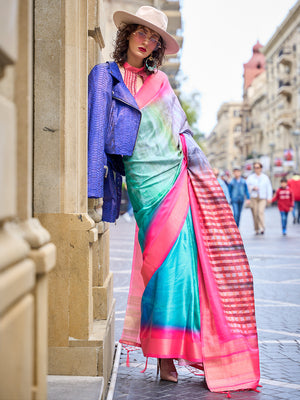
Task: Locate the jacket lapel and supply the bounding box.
[108,62,140,110]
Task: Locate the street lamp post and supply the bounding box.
[293,130,300,172]
[269,142,275,185]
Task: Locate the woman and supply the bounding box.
[88,6,260,394]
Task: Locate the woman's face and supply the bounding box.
[127,25,161,67]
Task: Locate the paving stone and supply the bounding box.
[110,207,300,400]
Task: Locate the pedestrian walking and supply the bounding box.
[212,167,231,203]
[287,171,300,224]
[246,162,273,235]
[221,170,231,187]
[228,167,250,227]
[87,5,260,395]
[272,177,294,235]
[122,180,134,222]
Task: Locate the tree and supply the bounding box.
[178,90,205,149]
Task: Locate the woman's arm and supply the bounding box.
[88,64,112,199]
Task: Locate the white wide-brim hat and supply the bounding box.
[113,6,180,55]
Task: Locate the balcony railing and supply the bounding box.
[161,60,180,76]
[278,48,293,65]
[278,80,292,98]
[277,108,293,127]
[163,10,181,34]
[278,80,291,87]
[161,1,180,11]
[251,123,262,133]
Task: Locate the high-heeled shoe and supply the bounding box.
[157,358,178,383]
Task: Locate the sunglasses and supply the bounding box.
[133,30,161,50]
[254,166,261,169]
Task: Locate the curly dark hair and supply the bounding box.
[111,24,166,75]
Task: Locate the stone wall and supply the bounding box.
[34,0,115,394]
[0,1,56,399]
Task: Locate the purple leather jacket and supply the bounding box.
[88,62,141,222]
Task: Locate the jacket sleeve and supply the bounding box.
[228,181,233,198]
[88,64,112,198]
[244,181,250,199]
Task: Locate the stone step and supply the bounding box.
[47,376,104,400]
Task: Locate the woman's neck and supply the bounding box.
[126,55,143,69]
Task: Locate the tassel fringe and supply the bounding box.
[221,385,262,398]
[140,357,148,373]
[122,344,138,367]
[121,343,262,398]
[221,392,232,398]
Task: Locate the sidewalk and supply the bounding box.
[109,206,300,400]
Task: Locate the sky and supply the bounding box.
[179,0,298,136]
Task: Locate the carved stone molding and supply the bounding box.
[88,27,105,49]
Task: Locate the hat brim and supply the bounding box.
[113,10,180,55]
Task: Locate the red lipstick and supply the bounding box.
[138,46,146,53]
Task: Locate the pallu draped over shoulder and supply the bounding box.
[120,69,260,393]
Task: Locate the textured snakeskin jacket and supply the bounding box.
[88,62,141,222]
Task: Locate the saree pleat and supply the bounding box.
[120,70,260,393]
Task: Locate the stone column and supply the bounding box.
[34,0,115,392]
[0,1,56,399]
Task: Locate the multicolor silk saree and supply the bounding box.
[120,69,260,393]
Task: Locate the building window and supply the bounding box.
[233,110,241,117]
[234,124,242,132]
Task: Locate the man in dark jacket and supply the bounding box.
[229,167,250,227]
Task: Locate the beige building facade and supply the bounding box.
[261,0,300,186]
[206,102,243,172]
[0,1,183,399]
[207,1,300,185]
[239,71,268,176]
[239,1,300,185]
[239,41,266,172]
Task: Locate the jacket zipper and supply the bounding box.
[112,94,140,112]
[112,94,142,151]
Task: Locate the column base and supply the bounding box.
[48,299,115,392]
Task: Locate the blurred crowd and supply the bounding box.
[213,164,300,236]
[121,162,300,236]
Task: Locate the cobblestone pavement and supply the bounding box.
[109,206,300,399]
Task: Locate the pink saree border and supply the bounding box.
[141,159,189,286]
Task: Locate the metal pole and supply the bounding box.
[269,142,275,185]
[296,142,299,172]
